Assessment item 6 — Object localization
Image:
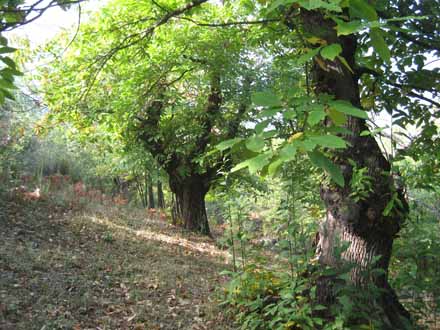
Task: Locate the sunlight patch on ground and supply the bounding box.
[86,215,231,260]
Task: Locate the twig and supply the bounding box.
[1,0,86,32]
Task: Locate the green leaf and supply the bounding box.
[298,0,325,10]
[329,100,368,118]
[349,0,378,21]
[0,56,16,68]
[259,108,280,118]
[360,127,385,136]
[216,138,242,151]
[298,0,342,11]
[308,110,327,126]
[0,90,5,104]
[246,135,265,152]
[4,12,24,24]
[268,157,284,176]
[327,126,353,135]
[337,55,354,73]
[283,109,296,120]
[320,43,342,60]
[267,0,295,13]
[279,144,297,161]
[1,67,23,78]
[335,19,363,36]
[338,295,353,312]
[262,130,277,139]
[248,152,272,173]
[1,88,14,100]
[370,28,391,63]
[328,107,347,126]
[0,46,17,54]
[308,150,345,187]
[252,91,282,107]
[309,135,347,149]
[297,138,318,151]
[255,120,270,134]
[231,160,249,173]
[297,47,321,65]
[0,78,16,90]
[304,103,325,113]
[382,198,394,216]
[0,36,8,46]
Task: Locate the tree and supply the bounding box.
[281,2,438,327]
[292,10,411,328]
[209,0,437,327]
[39,0,253,235]
[147,173,155,209]
[231,1,436,327]
[157,179,165,209]
[36,0,438,326]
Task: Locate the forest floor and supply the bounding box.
[0,195,235,330]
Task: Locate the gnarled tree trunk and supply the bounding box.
[288,9,412,328]
[169,174,211,236]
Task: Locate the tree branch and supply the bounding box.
[150,0,170,12]
[1,0,86,32]
[193,72,222,156]
[404,91,440,108]
[386,82,440,107]
[357,67,439,107]
[178,16,280,27]
[226,77,251,139]
[80,0,210,100]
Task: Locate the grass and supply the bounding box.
[0,195,235,330]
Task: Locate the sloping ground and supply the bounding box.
[0,196,234,330]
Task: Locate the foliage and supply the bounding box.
[389,160,440,328]
[1,0,439,328]
[0,89,131,196]
[390,205,440,328]
[0,37,21,104]
[37,2,261,218]
[221,264,322,330]
[0,0,83,105]
[348,160,374,202]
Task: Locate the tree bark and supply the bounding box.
[135,176,147,208]
[169,174,211,236]
[288,9,412,328]
[137,72,223,236]
[157,179,165,209]
[147,174,155,209]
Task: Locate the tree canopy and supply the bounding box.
[3,0,438,328]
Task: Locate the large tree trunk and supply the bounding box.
[169,174,210,236]
[290,9,412,328]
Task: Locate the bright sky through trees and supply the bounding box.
[5,0,103,46]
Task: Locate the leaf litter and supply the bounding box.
[0,195,235,330]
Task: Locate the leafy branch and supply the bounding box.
[79,0,210,100]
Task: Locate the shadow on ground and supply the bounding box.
[0,196,234,330]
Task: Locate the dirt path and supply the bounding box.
[0,197,234,330]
